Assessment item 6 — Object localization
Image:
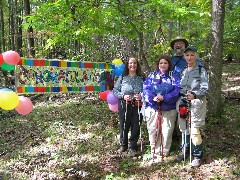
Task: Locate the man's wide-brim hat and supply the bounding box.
[170,36,189,49]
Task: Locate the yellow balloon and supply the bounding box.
[112,59,123,65]
[0,91,19,110]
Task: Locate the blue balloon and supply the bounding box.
[115,64,125,76]
[0,88,14,92]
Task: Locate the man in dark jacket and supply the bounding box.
[170,36,203,77]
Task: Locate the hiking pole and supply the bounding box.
[137,99,143,152]
[158,107,164,160]
[179,95,190,164]
[123,97,127,141]
[153,111,159,160]
[188,101,192,166]
[184,121,187,165]
[122,98,128,148]
[153,102,164,161]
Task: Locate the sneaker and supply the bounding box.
[128,149,137,157]
[176,150,189,162]
[191,157,202,167]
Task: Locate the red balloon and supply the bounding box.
[0,54,3,66]
[15,96,33,115]
[3,50,20,65]
[99,90,110,101]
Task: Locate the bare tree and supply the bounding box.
[208,0,226,117]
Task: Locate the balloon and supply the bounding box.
[2,50,20,65]
[99,90,110,101]
[0,54,3,66]
[0,61,15,71]
[15,96,33,115]
[108,103,118,112]
[114,64,124,76]
[0,91,19,110]
[0,88,14,92]
[107,91,119,105]
[112,59,123,65]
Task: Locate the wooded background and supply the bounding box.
[0,0,239,117]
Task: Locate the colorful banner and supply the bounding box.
[15,58,115,93]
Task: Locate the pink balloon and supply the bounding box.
[108,103,118,112]
[15,96,33,115]
[3,50,20,65]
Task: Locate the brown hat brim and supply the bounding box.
[170,38,189,49]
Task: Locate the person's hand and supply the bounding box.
[186,91,195,100]
[134,93,141,101]
[153,95,163,102]
[123,95,132,101]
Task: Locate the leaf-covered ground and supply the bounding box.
[0,62,240,180]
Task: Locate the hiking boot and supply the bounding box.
[191,157,202,167]
[176,149,189,162]
[128,149,137,157]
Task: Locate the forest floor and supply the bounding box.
[0,62,239,180]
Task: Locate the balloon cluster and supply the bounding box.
[99,90,118,112]
[112,59,124,77]
[0,88,33,115]
[0,50,20,71]
[98,59,125,112]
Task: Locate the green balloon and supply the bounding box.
[0,62,15,71]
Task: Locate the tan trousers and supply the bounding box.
[176,96,207,146]
[145,107,177,156]
[176,96,207,133]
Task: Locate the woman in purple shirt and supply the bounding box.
[143,54,180,163]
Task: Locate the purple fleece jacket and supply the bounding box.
[143,70,180,111]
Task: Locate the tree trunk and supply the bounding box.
[138,31,150,73]
[14,0,23,56]
[207,0,226,117]
[9,0,15,50]
[24,0,35,57]
[0,1,6,52]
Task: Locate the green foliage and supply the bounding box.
[18,0,215,60]
[223,1,240,59]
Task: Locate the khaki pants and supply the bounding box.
[176,96,207,152]
[176,96,207,133]
[145,107,177,156]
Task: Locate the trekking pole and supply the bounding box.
[183,120,187,164]
[188,101,192,166]
[122,98,128,146]
[153,112,159,160]
[158,107,164,160]
[153,103,163,161]
[137,100,143,152]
